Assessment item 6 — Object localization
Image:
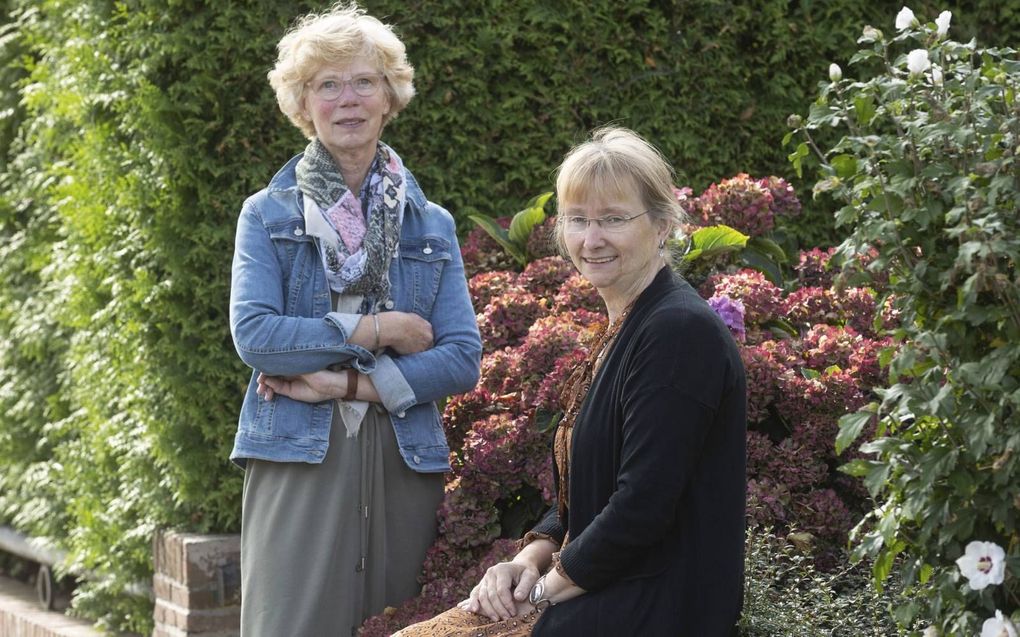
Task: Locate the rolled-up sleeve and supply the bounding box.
[371,210,482,413]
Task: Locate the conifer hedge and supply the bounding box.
[0,0,1016,631]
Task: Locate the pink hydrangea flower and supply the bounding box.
[692,173,776,237]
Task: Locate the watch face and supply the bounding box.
[528,581,543,605]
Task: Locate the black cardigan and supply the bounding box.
[531,267,746,637]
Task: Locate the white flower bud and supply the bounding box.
[932,65,943,86]
[936,10,952,36]
[829,63,843,82]
[861,25,883,42]
[907,49,931,75]
[895,6,916,30]
[980,611,1018,637]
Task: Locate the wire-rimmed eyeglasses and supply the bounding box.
[562,211,649,234]
[308,73,385,100]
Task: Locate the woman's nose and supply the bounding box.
[336,83,361,103]
[582,221,607,247]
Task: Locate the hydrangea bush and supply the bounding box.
[789,6,1020,634]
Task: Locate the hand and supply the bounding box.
[455,561,541,622]
[379,311,433,355]
[457,596,536,620]
[257,370,343,403]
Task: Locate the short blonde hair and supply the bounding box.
[554,126,688,260]
[268,3,415,137]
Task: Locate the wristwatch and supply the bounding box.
[528,574,555,611]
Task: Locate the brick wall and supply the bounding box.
[151,531,240,637]
[0,575,101,637]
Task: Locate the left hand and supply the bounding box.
[454,560,540,621]
[257,370,344,403]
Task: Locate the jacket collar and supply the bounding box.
[267,150,428,212]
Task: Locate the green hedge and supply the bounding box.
[0,0,1016,631]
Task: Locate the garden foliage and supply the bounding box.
[789,7,1020,634]
[0,0,1017,631]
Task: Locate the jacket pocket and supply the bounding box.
[398,235,451,317]
[267,218,317,315]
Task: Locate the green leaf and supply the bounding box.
[836,407,876,455]
[839,458,873,478]
[853,95,876,126]
[763,317,798,337]
[789,142,809,178]
[800,368,821,380]
[532,408,562,434]
[739,247,783,285]
[682,225,749,262]
[919,563,933,585]
[812,176,841,197]
[872,540,905,586]
[830,154,859,179]
[745,236,787,263]
[468,214,524,264]
[508,191,552,245]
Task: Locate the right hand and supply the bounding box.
[257,370,343,403]
[456,561,541,622]
[380,311,433,355]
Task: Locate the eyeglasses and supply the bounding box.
[308,73,385,100]
[562,211,649,234]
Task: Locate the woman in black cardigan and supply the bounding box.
[397,127,746,637]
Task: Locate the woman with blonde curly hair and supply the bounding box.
[228,4,481,635]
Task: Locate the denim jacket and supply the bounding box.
[229,153,482,472]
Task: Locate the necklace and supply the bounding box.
[553,304,633,521]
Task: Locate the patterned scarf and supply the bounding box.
[553,305,633,522]
[295,138,405,302]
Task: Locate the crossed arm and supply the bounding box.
[257,310,433,403]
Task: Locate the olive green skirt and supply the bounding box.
[240,405,445,637]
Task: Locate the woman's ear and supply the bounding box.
[656,218,671,244]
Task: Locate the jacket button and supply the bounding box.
[384,300,395,310]
[413,455,421,464]
[397,410,406,418]
[293,227,304,236]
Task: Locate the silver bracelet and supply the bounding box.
[372,313,381,351]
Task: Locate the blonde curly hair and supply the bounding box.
[268,3,415,138]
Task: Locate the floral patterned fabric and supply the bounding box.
[295,138,405,301]
[393,607,542,637]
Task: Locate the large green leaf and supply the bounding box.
[745,236,787,263]
[835,406,877,455]
[740,246,783,285]
[508,191,553,245]
[468,213,525,264]
[682,225,749,262]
